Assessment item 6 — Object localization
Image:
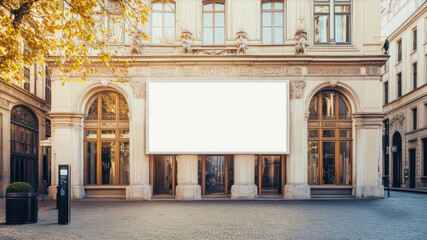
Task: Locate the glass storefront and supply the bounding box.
[198,155,234,196]
[255,155,284,195]
[154,155,175,195]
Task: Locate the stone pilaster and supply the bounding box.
[49,113,85,199]
[353,113,385,198]
[175,155,201,200]
[231,155,257,199]
[285,81,310,199]
[126,92,152,200]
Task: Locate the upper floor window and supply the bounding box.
[384,81,389,105]
[412,108,417,130]
[397,39,402,62]
[413,62,417,90]
[45,67,51,105]
[262,0,284,44]
[151,0,175,44]
[397,72,402,98]
[314,0,351,44]
[412,28,417,51]
[23,67,30,91]
[203,1,225,45]
[95,0,126,44]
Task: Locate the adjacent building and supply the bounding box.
[381,0,427,189]
[45,0,387,200]
[0,65,52,195]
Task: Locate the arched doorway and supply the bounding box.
[307,90,353,185]
[83,91,130,186]
[10,105,39,189]
[392,132,402,187]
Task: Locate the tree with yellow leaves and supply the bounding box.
[0,0,154,84]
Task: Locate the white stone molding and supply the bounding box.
[290,81,306,99]
[130,81,146,99]
[150,66,176,77]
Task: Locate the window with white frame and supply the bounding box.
[262,0,284,44]
[94,0,126,44]
[151,0,175,44]
[203,1,225,45]
[314,0,351,44]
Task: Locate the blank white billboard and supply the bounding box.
[146,80,289,154]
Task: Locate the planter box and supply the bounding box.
[6,193,38,224]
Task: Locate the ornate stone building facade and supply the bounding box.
[0,65,51,196]
[48,0,386,200]
[381,0,427,189]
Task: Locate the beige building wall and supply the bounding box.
[48,0,386,200]
[382,0,427,189]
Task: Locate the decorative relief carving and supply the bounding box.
[366,67,380,75]
[239,66,252,76]
[193,49,236,55]
[322,122,337,128]
[294,17,308,55]
[255,66,283,76]
[235,31,248,55]
[308,66,360,75]
[0,98,9,108]
[200,66,232,76]
[179,30,194,54]
[130,81,146,99]
[130,32,144,55]
[150,67,176,77]
[101,122,116,128]
[390,113,405,129]
[290,81,306,99]
[285,67,302,75]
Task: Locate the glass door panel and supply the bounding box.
[322,142,335,184]
[101,142,116,185]
[119,142,130,185]
[205,156,225,194]
[339,142,351,185]
[154,155,174,195]
[308,141,319,185]
[85,142,97,184]
[261,156,281,194]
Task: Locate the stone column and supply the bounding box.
[49,113,85,199]
[126,81,152,200]
[231,155,257,199]
[175,155,201,200]
[284,81,310,199]
[353,113,384,198]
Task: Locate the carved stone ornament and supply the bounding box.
[130,81,146,99]
[294,17,307,55]
[389,113,405,129]
[179,30,194,54]
[235,30,248,55]
[131,32,144,55]
[290,81,306,99]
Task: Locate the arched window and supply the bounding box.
[10,105,39,189]
[308,90,352,185]
[84,91,130,185]
[203,0,225,44]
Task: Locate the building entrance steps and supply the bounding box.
[310,186,354,199]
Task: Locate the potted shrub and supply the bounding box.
[5,182,38,224]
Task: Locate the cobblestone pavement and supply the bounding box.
[0,191,426,240]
